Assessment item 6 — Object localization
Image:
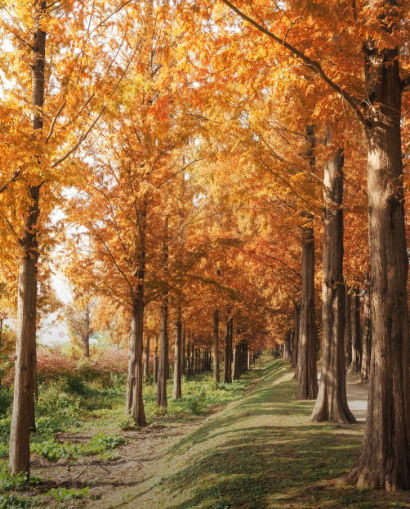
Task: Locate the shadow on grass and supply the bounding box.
[162,424,362,509]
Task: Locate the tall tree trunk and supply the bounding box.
[84,334,90,358]
[344,287,352,369]
[297,213,318,399]
[223,319,230,383]
[144,335,150,379]
[350,288,361,375]
[297,126,318,400]
[182,328,186,376]
[126,295,146,426]
[157,296,168,407]
[283,332,291,361]
[9,2,46,475]
[153,334,159,382]
[157,218,169,407]
[311,127,354,423]
[233,343,239,379]
[351,19,410,488]
[292,302,300,371]
[226,318,233,383]
[361,274,371,381]
[213,309,220,383]
[173,310,182,400]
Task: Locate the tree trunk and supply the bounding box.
[144,335,150,379]
[292,303,300,371]
[173,311,182,400]
[182,328,186,376]
[213,309,220,383]
[311,128,355,423]
[350,288,361,375]
[283,332,291,361]
[157,218,169,407]
[297,212,318,399]
[352,26,410,489]
[84,335,90,358]
[156,296,168,407]
[361,274,371,381]
[9,3,46,475]
[153,334,159,382]
[126,296,146,426]
[223,320,230,383]
[344,287,352,369]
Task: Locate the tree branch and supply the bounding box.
[219,0,365,124]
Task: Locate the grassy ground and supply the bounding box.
[0,368,257,508]
[93,358,410,509]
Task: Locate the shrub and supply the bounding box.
[185,389,207,415]
[0,390,12,417]
[272,350,281,359]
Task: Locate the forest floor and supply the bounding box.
[85,358,410,509]
[0,367,258,508]
[4,359,409,509]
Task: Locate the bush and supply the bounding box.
[185,389,207,415]
[272,350,281,359]
[0,390,12,417]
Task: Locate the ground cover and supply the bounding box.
[0,365,256,508]
[91,358,410,509]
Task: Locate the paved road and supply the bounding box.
[346,380,368,423]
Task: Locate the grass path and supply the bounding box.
[90,358,410,509]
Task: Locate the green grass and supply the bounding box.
[93,358,410,509]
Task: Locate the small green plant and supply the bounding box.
[0,464,40,492]
[31,433,126,461]
[46,486,89,502]
[0,494,42,509]
[118,415,138,430]
[272,350,281,359]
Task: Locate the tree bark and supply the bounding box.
[153,334,159,382]
[292,303,300,371]
[9,1,46,475]
[157,218,169,407]
[126,296,146,426]
[213,309,220,383]
[144,335,150,379]
[361,274,371,381]
[223,319,230,383]
[350,288,361,375]
[352,21,410,488]
[173,310,182,400]
[182,328,186,376]
[157,296,168,406]
[283,332,291,361]
[344,287,352,369]
[84,335,90,358]
[297,212,318,399]
[311,127,354,423]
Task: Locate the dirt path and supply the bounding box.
[31,413,221,506]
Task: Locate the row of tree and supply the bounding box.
[1,0,410,493]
